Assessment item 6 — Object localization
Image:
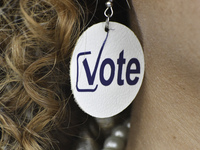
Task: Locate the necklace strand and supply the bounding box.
[102,119,130,150]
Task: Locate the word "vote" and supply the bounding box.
[83,50,140,86]
[76,33,141,92]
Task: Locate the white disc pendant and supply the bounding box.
[70,22,144,118]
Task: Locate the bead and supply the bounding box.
[104,136,125,149]
[98,117,131,150]
[124,119,131,129]
[95,117,115,128]
[112,126,128,139]
[102,148,121,150]
[76,138,99,150]
[105,1,113,7]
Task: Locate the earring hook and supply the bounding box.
[126,0,131,9]
[104,0,114,32]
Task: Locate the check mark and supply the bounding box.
[76,32,109,92]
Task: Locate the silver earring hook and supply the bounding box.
[104,0,114,32]
[126,0,131,9]
[104,1,114,18]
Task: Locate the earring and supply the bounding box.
[70,0,144,118]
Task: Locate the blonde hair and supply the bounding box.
[0,0,131,149]
[0,0,85,149]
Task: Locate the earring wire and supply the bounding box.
[104,0,114,32]
[126,0,131,9]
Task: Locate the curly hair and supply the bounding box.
[0,0,86,149]
[0,0,131,149]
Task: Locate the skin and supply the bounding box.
[127,0,200,149]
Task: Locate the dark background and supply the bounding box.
[84,0,130,28]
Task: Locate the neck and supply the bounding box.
[127,72,200,149]
[126,39,200,148]
[127,1,200,149]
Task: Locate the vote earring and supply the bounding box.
[70,0,144,118]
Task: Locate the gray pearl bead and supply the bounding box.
[95,117,115,128]
[124,119,131,129]
[76,138,99,150]
[104,136,125,149]
[112,126,128,139]
[102,148,122,150]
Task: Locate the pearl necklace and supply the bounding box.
[102,119,130,150]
